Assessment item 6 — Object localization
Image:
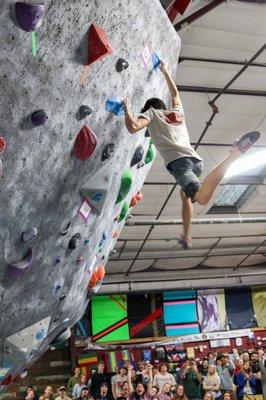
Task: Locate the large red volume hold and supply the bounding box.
[74,126,97,161]
[87,23,114,66]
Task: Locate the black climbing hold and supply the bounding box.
[101,143,115,161]
[31,110,48,127]
[77,105,93,120]
[60,294,67,300]
[55,257,61,265]
[60,222,71,236]
[131,145,144,167]
[145,129,150,137]
[116,58,129,72]
[68,233,81,250]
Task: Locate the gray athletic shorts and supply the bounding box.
[166,157,203,202]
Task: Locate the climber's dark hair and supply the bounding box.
[141,98,166,113]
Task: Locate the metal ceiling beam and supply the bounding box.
[174,0,226,32]
[178,85,266,97]
[126,217,266,227]
[179,56,266,68]
[144,174,266,185]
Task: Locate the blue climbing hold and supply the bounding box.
[92,193,103,203]
[36,327,46,340]
[152,52,160,70]
[105,98,125,116]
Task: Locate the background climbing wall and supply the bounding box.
[0,0,180,386]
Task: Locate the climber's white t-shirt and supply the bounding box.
[138,105,203,166]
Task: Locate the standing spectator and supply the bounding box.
[72,374,87,399]
[89,369,97,392]
[112,367,128,398]
[67,367,81,396]
[153,364,176,393]
[128,364,153,400]
[250,351,262,394]
[174,385,188,400]
[137,362,150,385]
[200,360,209,377]
[97,382,113,400]
[221,392,234,400]
[90,361,111,399]
[258,349,266,399]
[216,354,235,400]
[112,367,120,398]
[55,386,71,400]
[39,386,54,400]
[117,382,130,400]
[235,361,256,400]
[207,353,215,365]
[240,353,249,364]
[180,360,202,400]
[151,386,159,399]
[203,365,221,400]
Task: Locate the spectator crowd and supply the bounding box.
[23,348,265,400]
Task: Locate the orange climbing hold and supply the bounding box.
[87,23,114,66]
[88,272,98,289]
[130,191,143,207]
[96,264,105,280]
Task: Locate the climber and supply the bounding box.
[123,61,260,249]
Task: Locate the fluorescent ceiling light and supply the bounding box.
[225,149,266,178]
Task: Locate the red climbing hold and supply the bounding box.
[0,137,6,152]
[87,23,114,66]
[112,230,119,239]
[130,191,143,207]
[74,125,97,161]
[1,375,13,385]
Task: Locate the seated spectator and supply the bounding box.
[25,389,36,400]
[181,360,202,400]
[113,367,128,398]
[67,367,81,396]
[174,385,188,400]
[78,387,90,400]
[158,383,171,400]
[72,374,88,399]
[153,364,176,393]
[202,392,214,400]
[55,386,71,400]
[203,365,221,399]
[97,382,114,400]
[24,386,39,400]
[216,354,235,400]
[91,361,111,399]
[221,392,234,400]
[39,386,54,400]
[235,361,256,400]
[128,364,153,400]
[117,381,130,400]
[112,367,120,398]
[151,386,159,399]
[170,385,177,398]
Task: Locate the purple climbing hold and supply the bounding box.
[31,110,48,127]
[8,248,34,277]
[21,227,37,242]
[15,2,45,32]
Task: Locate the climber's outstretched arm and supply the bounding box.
[160,61,181,108]
[123,98,150,134]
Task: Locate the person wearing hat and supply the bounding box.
[77,386,90,400]
[55,386,71,400]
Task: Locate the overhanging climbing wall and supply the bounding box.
[0,0,180,385]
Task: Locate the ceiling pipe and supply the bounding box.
[178,85,266,97]
[126,217,266,227]
[99,275,266,294]
[174,0,226,32]
[179,56,266,68]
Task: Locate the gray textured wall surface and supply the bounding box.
[0,0,180,384]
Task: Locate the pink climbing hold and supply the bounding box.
[8,248,34,277]
[130,191,143,207]
[74,126,97,161]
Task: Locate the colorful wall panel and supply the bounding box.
[251,287,266,328]
[163,290,200,336]
[91,295,129,342]
[197,290,222,332]
[127,293,165,338]
[225,288,258,330]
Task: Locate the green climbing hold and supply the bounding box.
[118,202,130,222]
[144,142,156,164]
[116,169,133,203]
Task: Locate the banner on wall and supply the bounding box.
[225,288,258,329]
